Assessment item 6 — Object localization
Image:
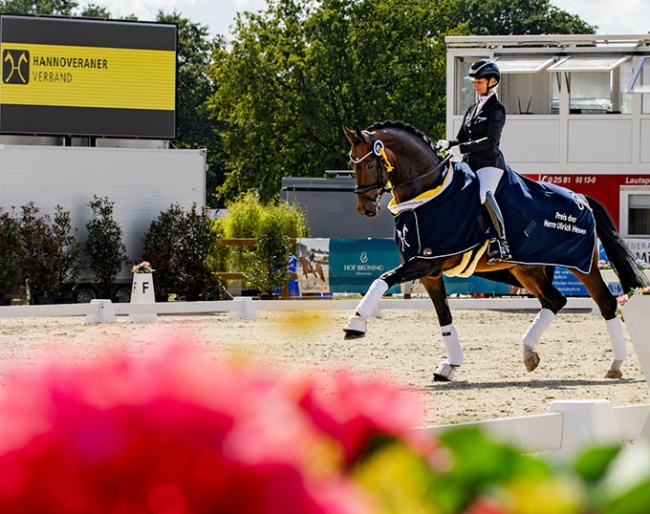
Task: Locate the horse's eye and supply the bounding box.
[366,161,375,170]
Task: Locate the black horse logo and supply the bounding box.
[3,50,29,84]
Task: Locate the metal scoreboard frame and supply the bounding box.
[0,15,177,139]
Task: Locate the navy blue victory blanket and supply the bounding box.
[388,163,596,274]
[389,162,486,262]
[495,167,596,274]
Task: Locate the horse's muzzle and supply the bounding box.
[358,201,379,217]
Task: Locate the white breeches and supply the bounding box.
[476,166,504,203]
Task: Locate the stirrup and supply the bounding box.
[487,239,511,264]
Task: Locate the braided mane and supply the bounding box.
[365,120,437,153]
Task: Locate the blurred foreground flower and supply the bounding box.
[0,342,427,514]
[0,340,648,514]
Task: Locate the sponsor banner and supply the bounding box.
[327,239,401,294]
[295,238,331,296]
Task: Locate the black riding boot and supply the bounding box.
[483,191,512,264]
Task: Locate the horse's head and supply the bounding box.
[343,125,392,217]
[344,122,445,217]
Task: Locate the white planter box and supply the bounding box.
[621,294,650,388]
[600,269,650,296]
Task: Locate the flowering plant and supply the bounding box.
[617,285,650,306]
[131,260,155,273]
[598,259,611,270]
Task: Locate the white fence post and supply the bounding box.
[84,299,116,324]
[230,297,256,319]
[547,400,622,461]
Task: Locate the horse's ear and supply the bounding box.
[355,128,369,144]
[343,124,356,145]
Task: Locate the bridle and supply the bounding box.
[350,131,451,203]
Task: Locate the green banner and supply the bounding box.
[328,239,401,294]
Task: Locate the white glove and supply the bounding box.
[448,145,463,158]
[436,139,450,151]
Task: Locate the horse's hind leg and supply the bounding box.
[509,266,567,373]
[571,257,625,379]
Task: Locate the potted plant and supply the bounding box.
[85,196,129,300]
[0,208,21,304]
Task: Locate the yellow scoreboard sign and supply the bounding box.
[0,15,177,138]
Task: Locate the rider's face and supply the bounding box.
[472,77,494,96]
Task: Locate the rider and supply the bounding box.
[437,59,512,264]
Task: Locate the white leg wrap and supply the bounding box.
[355,279,389,318]
[522,308,555,348]
[606,317,627,361]
[441,323,463,366]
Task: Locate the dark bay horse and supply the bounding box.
[343,121,648,381]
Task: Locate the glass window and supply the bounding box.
[494,57,556,73]
[455,58,480,115]
[548,56,630,114]
[568,72,612,113]
[626,56,650,113]
[547,56,630,72]
[496,57,557,115]
[628,194,650,235]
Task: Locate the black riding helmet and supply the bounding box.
[468,59,500,89]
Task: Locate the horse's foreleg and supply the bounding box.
[419,275,462,382]
[343,260,438,340]
[343,278,389,339]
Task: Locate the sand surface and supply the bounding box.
[1,306,648,426]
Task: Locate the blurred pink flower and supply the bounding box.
[0,343,381,514]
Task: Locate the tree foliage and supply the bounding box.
[210,0,594,203]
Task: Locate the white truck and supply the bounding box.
[0,139,206,302]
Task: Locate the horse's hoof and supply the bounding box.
[523,345,540,372]
[343,330,365,340]
[433,362,457,382]
[604,369,623,379]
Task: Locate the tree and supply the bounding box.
[211,0,450,203]
[85,196,128,298]
[210,0,596,204]
[0,0,77,15]
[452,0,596,35]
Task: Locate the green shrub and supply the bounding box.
[16,202,81,302]
[0,208,21,298]
[215,191,308,292]
[141,203,223,301]
[85,196,128,298]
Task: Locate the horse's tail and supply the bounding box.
[588,196,649,292]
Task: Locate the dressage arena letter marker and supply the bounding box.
[129,274,157,322]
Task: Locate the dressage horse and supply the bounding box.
[342,121,648,381]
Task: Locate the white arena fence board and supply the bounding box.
[0,297,597,320]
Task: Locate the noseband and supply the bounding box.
[349,133,394,202]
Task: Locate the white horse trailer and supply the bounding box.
[445,34,650,258]
[0,138,206,302]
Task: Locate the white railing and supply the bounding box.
[420,400,650,461]
[0,296,598,321]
